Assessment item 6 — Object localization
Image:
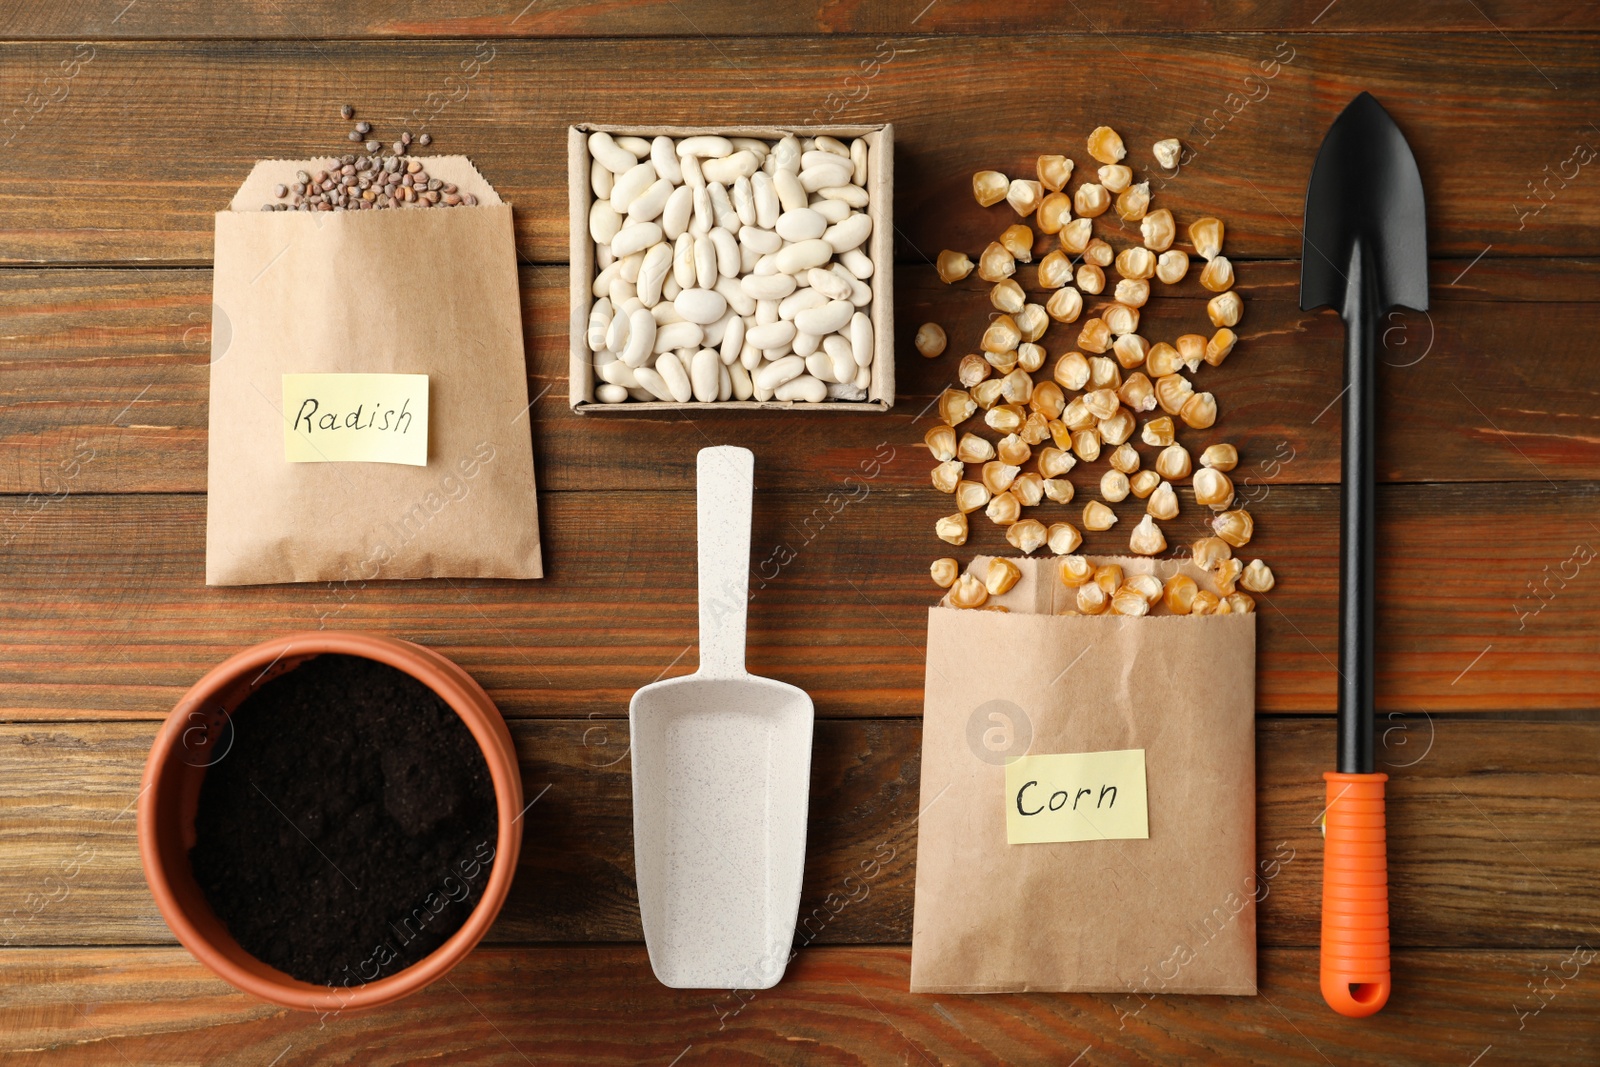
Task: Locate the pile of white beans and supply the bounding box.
[583,130,877,404]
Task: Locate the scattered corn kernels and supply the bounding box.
[1006,179,1043,216]
[1108,441,1141,474]
[1098,164,1133,193]
[1213,508,1254,547]
[1240,559,1275,592]
[936,511,969,545]
[1087,126,1126,164]
[1000,223,1034,262]
[1140,208,1175,252]
[931,459,962,493]
[1189,216,1224,260]
[1006,518,1049,553]
[985,557,1022,595]
[949,571,988,607]
[1059,554,1093,586]
[1043,477,1075,504]
[1155,443,1192,480]
[1059,217,1093,254]
[1146,480,1179,520]
[939,387,977,426]
[973,170,1009,207]
[1115,182,1150,221]
[1037,154,1074,191]
[1048,522,1082,554]
[1163,574,1199,613]
[1156,249,1189,284]
[1205,328,1237,366]
[1074,183,1110,218]
[924,424,957,461]
[1140,415,1175,447]
[937,249,974,283]
[1129,468,1161,498]
[1101,469,1131,503]
[959,353,992,388]
[930,557,960,588]
[1192,466,1235,509]
[1012,471,1044,506]
[1192,536,1232,570]
[1077,580,1110,614]
[1152,138,1182,169]
[1180,390,1218,429]
[986,490,1022,524]
[915,322,948,358]
[1200,443,1238,471]
[955,479,991,513]
[978,241,1016,283]
[1083,500,1118,531]
[1046,286,1084,323]
[1200,255,1234,292]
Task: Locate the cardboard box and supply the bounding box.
[568,123,894,412]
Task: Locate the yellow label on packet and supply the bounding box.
[282,373,428,466]
[1004,749,1149,845]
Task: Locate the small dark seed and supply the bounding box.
[341,104,354,119]
[366,139,380,153]
[462,192,477,207]
[418,133,431,146]
[392,141,406,156]
[348,130,362,141]
[355,121,370,135]
[273,183,287,198]
[401,131,412,146]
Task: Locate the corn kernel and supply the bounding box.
[985,557,1022,595]
[1077,579,1110,614]
[986,402,1026,434]
[1053,351,1090,391]
[1074,183,1110,218]
[1114,277,1151,308]
[1180,391,1218,430]
[1115,246,1156,281]
[1213,508,1254,547]
[937,249,974,283]
[1193,466,1235,509]
[1098,164,1133,193]
[1062,396,1095,431]
[1156,373,1194,414]
[1140,208,1175,252]
[1225,591,1256,614]
[1109,442,1141,474]
[1072,428,1102,462]
[1015,304,1049,343]
[986,489,1022,525]
[982,460,1021,494]
[1037,192,1073,235]
[949,571,988,607]
[1116,183,1150,223]
[1241,559,1275,593]
[1208,290,1243,328]
[1152,138,1182,169]
[1025,412,1053,447]
[981,314,1021,353]
[999,368,1033,406]
[1140,415,1175,447]
[1083,499,1118,531]
[932,459,962,493]
[1192,536,1232,570]
[1205,328,1237,366]
[973,170,1009,207]
[955,479,991,513]
[1155,442,1192,480]
[971,376,1006,408]
[1000,223,1035,262]
[915,322,948,358]
[978,241,1016,283]
[1146,480,1179,520]
[1129,468,1161,498]
[959,353,991,388]
[1043,477,1075,504]
[1087,356,1122,390]
[1037,154,1074,191]
[1012,471,1045,506]
[1059,554,1093,585]
[1111,587,1150,616]
[1036,250,1073,290]
[1029,379,1065,418]
[939,387,977,426]
[1126,573,1163,606]
[989,278,1025,314]
[1103,303,1140,336]
[1118,372,1156,412]
[1200,255,1234,292]
[931,557,960,588]
[1048,522,1082,554]
[1175,334,1206,370]
[1098,408,1136,446]
[1200,443,1239,471]
[1007,518,1049,553]
[1145,342,1182,378]
[936,511,968,545]
[1037,445,1076,479]
[1059,217,1093,254]
[1007,179,1043,217]
[1163,573,1199,613]
[1087,126,1126,164]
[1101,469,1131,503]
[924,424,956,461]
[993,433,1029,468]
[1214,556,1243,595]
[1076,263,1105,296]
[1189,590,1221,615]
[1093,563,1124,596]
[957,432,995,463]
[1156,249,1189,284]
[1113,334,1150,370]
[1189,216,1224,260]
[1046,286,1084,323]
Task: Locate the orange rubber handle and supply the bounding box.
[1321,771,1390,1016]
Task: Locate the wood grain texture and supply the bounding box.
[1,718,1595,951]
[0,36,1595,264]
[5,1,1600,38]
[0,486,1594,721]
[0,944,1594,1065]
[3,261,1599,499]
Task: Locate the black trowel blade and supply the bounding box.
[1300,92,1429,315]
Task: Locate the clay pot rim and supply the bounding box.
[137,631,523,1013]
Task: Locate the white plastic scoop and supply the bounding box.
[629,446,814,990]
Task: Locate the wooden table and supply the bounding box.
[2,4,1597,1063]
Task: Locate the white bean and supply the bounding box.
[632,365,674,402]
[617,250,644,284]
[745,320,796,350]
[774,238,833,275]
[823,212,872,254]
[751,171,779,228]
[740,272,797,301]
[598,360,637,387]
[738,226,781,255]
[585,297,613,352]
[731,176,756,227]
[729,361,754,400]
[795,299,853,336]
[707,182,738,231]
[775,208,826,242]
[588,131,639,174]
[792,330,821,357]
[720,314,745,364]
[620,308,656,367]
[650,136,682,184]
[610,161,657,214]
[714,276,756,316]
[703,151,760,185]
[655,351,693,403]
[772,135,801,173]
[823,333,856,383]
[850,139,868,185]
[627,178,674,223]
[849,311,873,368]
[806,352,837,383]
[605,306,630,352]
[818,184,869,208]
[779,287,828,320]
[589,200,622,245]
[691,185,713,233]
[654,320,703,353]
[680,152,704,190]
[676,135,733,158]
[672,233,695,290]
[799,162,853,193]
[775,374,827,403]
[690,347,720,402]
[709,227,740,277]
[810,198,851,223]
[591,261,621,299]
[839,246,873,279]
[755,354,806,391]
[590,159,614,199]
[615,135,651,157]
[675,288,727,325]
[693,234,717,289]
[637,243,672,307]
[597,382,630,404]
[611,221,662,259]
[661,185,692,239]
[650,300,684,325]
[773,169,807,212]
[806,266,852,301]
[717,361,733,401]
[701,310,729,347]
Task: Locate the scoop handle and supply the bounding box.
[1321,771,1390,1017]
[696,446,754,680]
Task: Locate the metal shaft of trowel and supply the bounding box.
[1337,240,1378,776]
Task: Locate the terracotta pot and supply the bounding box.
[138,631,523,1012]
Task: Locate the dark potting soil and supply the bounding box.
[189,653,499,987]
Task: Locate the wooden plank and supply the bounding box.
[3,262,1598,498]
[3,1,1599,39]
[2,718,1595,951]
[0,37,1596,264]
[0,944,1594,1065]
[0,485,1594,721]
